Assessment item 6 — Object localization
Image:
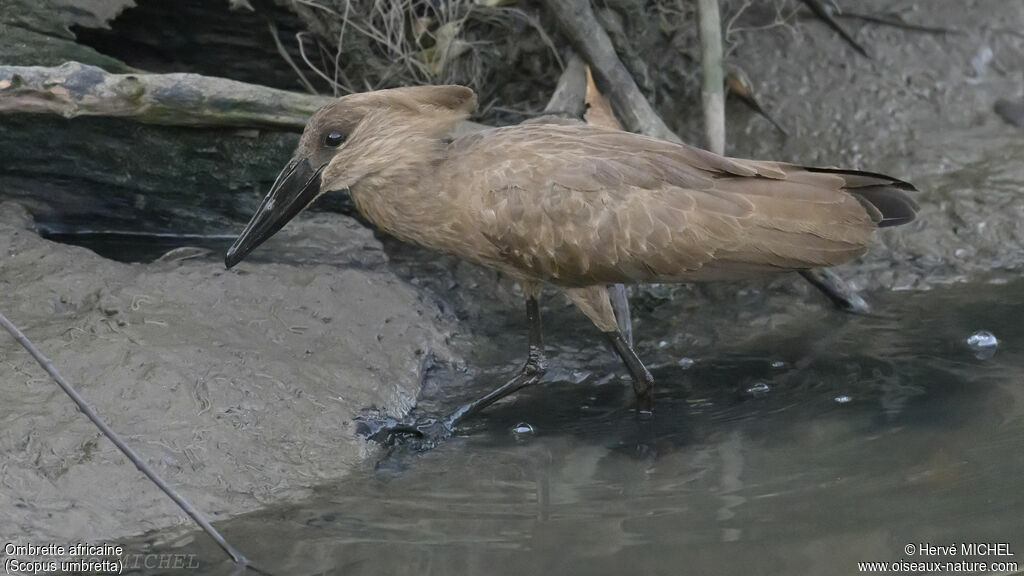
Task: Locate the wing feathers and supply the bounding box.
[450,125,915,285]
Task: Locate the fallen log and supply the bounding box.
[0,62,332,131]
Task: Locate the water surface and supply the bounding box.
[132,280,1023,576]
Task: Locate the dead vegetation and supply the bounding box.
[282,0,565,120]
[277,0,807,126]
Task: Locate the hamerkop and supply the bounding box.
[226,86,917,438]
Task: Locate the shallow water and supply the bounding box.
[129,279,1023,576]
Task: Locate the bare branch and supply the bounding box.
[543,0,682,143]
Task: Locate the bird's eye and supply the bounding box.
[324,131,346,147]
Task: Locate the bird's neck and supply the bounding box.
[348,137,455,248]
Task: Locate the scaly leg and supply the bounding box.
[606,331,654,413]
[608,284,633,346]
[799,268,871,314]
[566,286,655,413]
[361,294,547,445]
[444,296,547,426]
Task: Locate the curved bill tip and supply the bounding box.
[224,157,325,269]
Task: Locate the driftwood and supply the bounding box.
[0,64,309,235]
[543,0,682,143]
[0,62,332,130]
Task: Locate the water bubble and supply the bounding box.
[569,369,590,384]
[966,330,998,359]
[677,357,695,369]
[834,395,852,404]
[512,422,535,438]
[746,382,770,396]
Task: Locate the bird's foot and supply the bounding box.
[355,415,454,449]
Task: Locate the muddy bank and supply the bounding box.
[0,202,451,542]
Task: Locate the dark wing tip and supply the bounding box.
[802,166,917,192]
[851,185,919,228]
[802,167,920,228]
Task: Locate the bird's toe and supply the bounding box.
[355,415,454,449]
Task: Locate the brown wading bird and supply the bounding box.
[225,86,918,441]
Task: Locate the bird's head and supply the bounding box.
[225,85,476,268]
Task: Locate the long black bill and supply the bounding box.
[225,156,325,269]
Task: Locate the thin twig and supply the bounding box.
[332,0,354,96]
[292,0,339,17]
[798,0,870,58]
[295,32,346,94]
[494,7,564,71]
[722,0,803,58]
[838,11,961,35]
[267,21,318,95]
[0,311,260,571]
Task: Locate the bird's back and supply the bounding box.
[438,124,917,286]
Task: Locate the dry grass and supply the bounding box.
[278,0,804,123]
[720,0,803,59]
[285,0,561,108]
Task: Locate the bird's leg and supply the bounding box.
[359,295,546,446]
[443,296,547,427]
[566,286,654,413]
[608,284,633,346]
[606,331,654,413]
[799,268,871,314]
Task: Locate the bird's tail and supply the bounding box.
[803,167,920,227]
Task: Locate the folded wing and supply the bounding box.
[454,125,917,285]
